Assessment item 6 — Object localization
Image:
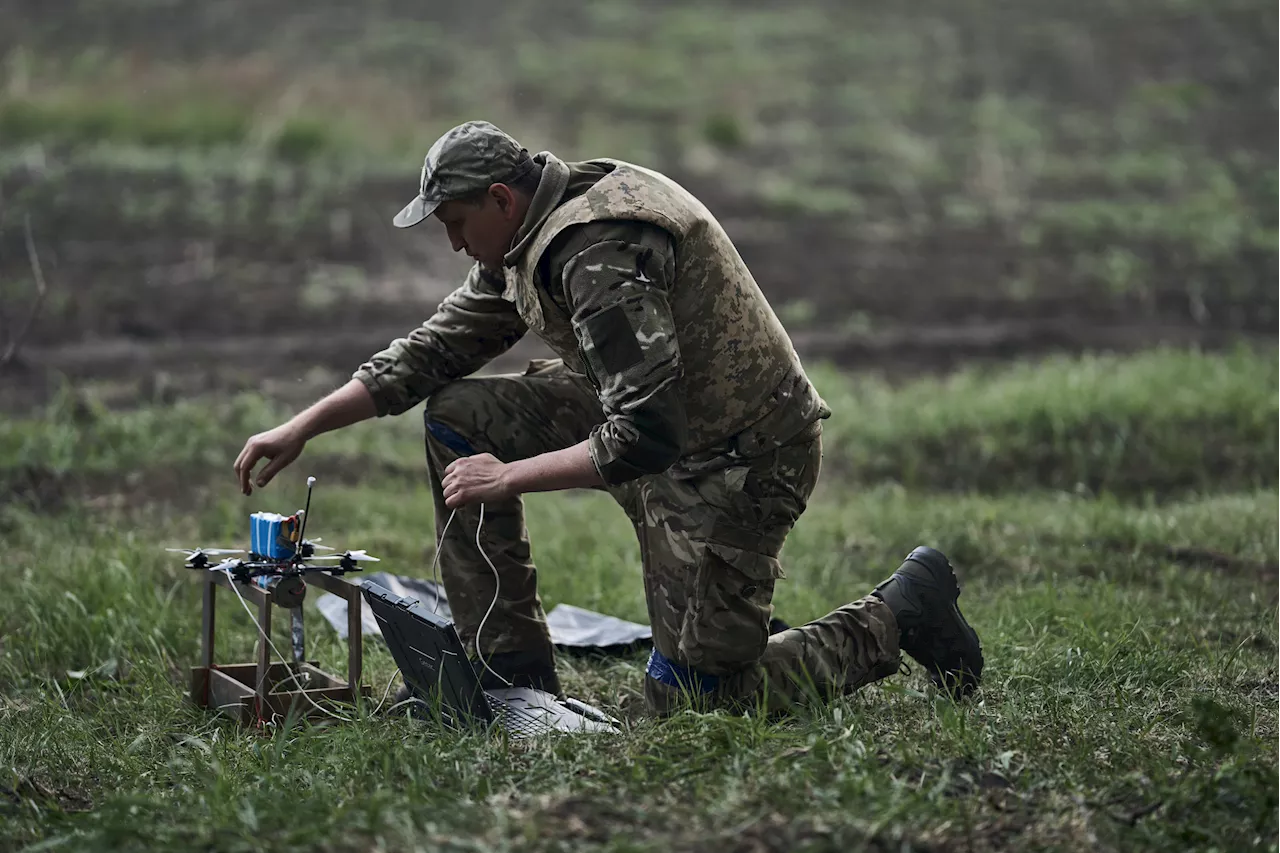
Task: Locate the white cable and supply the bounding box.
[216,499,509,722]
[369,667,405,716]
[430,507,459,614]
[219,567,356,724]
[384,502,509,706]
[356,505,459,718]
[217,499,500,723]
[474,502,513,688]
[385,696,430,715]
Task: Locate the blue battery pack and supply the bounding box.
[251,512,300,560]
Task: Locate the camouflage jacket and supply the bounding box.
[354,153,830,484]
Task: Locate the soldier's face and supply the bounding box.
[435,186,525,271]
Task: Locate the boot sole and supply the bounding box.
[902,546,984,697]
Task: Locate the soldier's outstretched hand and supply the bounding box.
[235,423,307,496]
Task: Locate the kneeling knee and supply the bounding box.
[423,387,480,458]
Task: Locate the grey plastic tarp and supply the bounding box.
[314,572,653,654]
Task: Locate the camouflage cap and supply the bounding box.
[393,120,533,228]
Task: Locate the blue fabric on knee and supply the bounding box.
[646,647,720,694]
[426,421,478,457]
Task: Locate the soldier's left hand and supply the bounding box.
[442,453,513,508]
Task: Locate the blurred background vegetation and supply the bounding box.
[0,0,1274,405]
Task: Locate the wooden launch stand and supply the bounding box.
[190,570,370,725]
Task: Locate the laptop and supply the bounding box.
[360,580,620,738]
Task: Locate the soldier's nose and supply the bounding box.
[445,227,466,254]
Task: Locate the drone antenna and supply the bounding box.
[295,476,317,562]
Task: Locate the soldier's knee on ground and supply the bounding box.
[641,655,796,719]
[640,531,784,716]
[641,662,743,717]
[643,617,776,718]
[675,547,778,675]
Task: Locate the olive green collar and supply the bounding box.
[504,152,570,267]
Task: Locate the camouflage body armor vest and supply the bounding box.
[502,159,828,473]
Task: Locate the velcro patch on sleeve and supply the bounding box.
[584,304,645,374]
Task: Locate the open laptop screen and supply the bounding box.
[361,581,494,727]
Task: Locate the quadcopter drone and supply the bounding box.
[166,476,379,588]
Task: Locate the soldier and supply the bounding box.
[233,121,983,715]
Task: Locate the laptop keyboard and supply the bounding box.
[488,697,550,737]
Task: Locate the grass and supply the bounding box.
[4,346,1273,504]
[1,348,1276,851]
[814,345,1279,496]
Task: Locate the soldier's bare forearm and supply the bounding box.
[503,441,605,494]
[289,379,379,440]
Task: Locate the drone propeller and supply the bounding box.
[313,550,381,563]
[167,547,246,569]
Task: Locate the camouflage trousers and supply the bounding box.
[423,359,901,715]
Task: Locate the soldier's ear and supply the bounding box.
[490,183,519,218]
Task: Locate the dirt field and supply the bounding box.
[0,159,1271,414]
[1,0,1274,410]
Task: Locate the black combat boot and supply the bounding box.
[872,546,983,698]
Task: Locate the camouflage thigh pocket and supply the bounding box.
[678,539,783,676]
